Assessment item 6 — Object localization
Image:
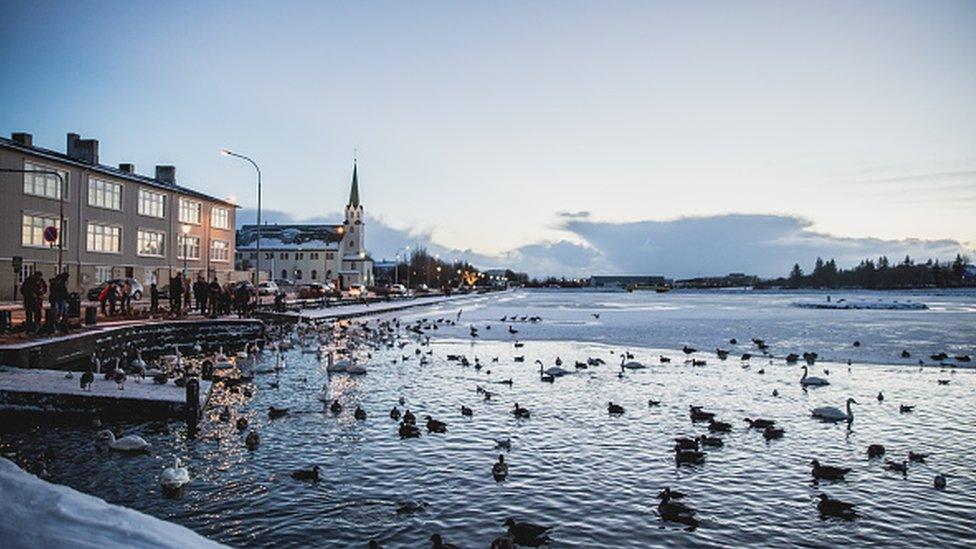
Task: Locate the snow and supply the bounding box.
[0,457,225,548]
[793,298,928,310]
[280,293,481,321]
[0,367,211,408]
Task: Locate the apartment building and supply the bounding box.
[0,131,238,299]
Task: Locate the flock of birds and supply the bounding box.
[16,303,969,547]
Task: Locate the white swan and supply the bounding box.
[96,429,151,453]
[274,352,286,372]
[345,362,367,375]
[537,362,570,377]
[620,356,647,369]
[161,457,190,492]
[160,346,182,370]
[130,350,147,372]
[316,384,330,402]
[812,398,858,422]
[326,354,351,373]
[213,346,234,369]
[800,365,830,386]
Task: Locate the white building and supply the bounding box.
[235,163,373,288]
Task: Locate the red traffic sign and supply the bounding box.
[43,226,59,243]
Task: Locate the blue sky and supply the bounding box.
[2,1,974,276]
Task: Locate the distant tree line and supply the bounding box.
[777,254,971,289]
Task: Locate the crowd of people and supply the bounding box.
[16,271,257,337]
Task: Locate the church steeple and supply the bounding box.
[348,161,360,207]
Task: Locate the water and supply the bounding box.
[2,289,975,548]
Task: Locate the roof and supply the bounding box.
[348,161,360,207]
[0,136,237,207]
[237,224,344,251]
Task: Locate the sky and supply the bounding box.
[2,1,974,277]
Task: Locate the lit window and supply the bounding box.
[137,229,165,257]
[22,213,65,248]
[23,162,68,199]
[211,206,230,229]
[138,189,166,218]
[177,234,201,259]
[86,222,121,253]
[88,177,123,210]
[210,240,230,262]
[178,198,201,224]
[95,266,112,283]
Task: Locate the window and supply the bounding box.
[178,198,201,224]
[211,206,230,229]
[137,229,165,257]
[281,269,287,279]
[295,269,303,280]
[264,252,273,260]
[18,263,35,285]
[311,269,318,280]
[296,252,304,260]
[210,240,230,262]
[86,222,121,253]
[310,252,319,260]
[22,213,66,248]
[280,252,289,259]
[138,189,166,218]
[250,252,257,259]
[326,252,334,260]
[88,177,123,210]
[95,266,112,283]
[23,162,68,200]
[177,234,200,259]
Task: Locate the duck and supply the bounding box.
[245,430,260,450]
[674,437,700,450]
[425,416,447,433]
[647,399,661,407]
[908,451,927,463]
[607,402,625,415]
[512,403,531,419]
[877,391,884,402]
[502,519,551,547]
[885,460,908,474]
[682,346,697,355]
[429,533,460,549]
[268,406,289,419]
[867,444,886,459]
[399,421,421,438]
[460,405,473,417]
[96,429,151,453]
[657,488,699,528]
[812,398,857,422]
[817,493,857,520]
[716,349,729,360]
[763,426,785,440]
[495,437,512,450]
[810,459,850,480]
[80,367,94,391]
[330,400,342,415]
[744,418,776,429]
[390,406,402,420]
[160,456,190,494]
[492,454,508,481]
[708,419,732,432]
[236,417,249,431]
[800,365,830,386]
[291,465,320,482]
[354,406,367,420]
[698,434,724,447]
[689,406,715,422]
[933,474,947,489]
[403,409,417,425]
[901,350,911,358]
[218,406,231,422]
[674,447,706,465]
[659,355,671,363]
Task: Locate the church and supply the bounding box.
[235,162,373,288]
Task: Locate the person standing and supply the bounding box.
[193,275,208,313]
[120,279,132,315]
[170,273,183,314]
[106,282,119,316]
[208,277,221,317]
[31,272,47,332]
[49,273,69,329]
[150,282,159,314]
[182,276,191,313]
[20,272,38,333]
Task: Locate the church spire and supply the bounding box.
[348,160,360,207]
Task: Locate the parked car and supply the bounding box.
[86,278,145,301]
[297,283,328,299]
[388,284,407,295]
[347,284,367,298]
[414,284,431,294]
[257,281,280,296]
[274,278,295,288]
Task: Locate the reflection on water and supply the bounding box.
[1,289,974,548]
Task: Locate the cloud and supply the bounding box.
[237,209,972,279]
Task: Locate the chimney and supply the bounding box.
[11,132,33,147]
[66,132,99,164]
[118,163,136,174]
[155,165,176,184]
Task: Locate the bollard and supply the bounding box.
[185,377,200,435]
[201,360,214,381]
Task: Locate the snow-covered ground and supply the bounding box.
[793,297,928,310]
[0,457,224,548]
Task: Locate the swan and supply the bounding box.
[213,346,234,369]
[96,429,151,453]
[812,398,857,422]
[161,457,190,493]
[345,362,367,375]
[130,350,147,373]
[326,354,350,373]
[620,356,647,369]
[800,365,830,386]
[536,360,569,377]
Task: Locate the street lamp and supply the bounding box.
[221,149,262,284]
[1,168,66,273]
[180,224,191,276]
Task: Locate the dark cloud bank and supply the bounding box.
[238,209,972,279]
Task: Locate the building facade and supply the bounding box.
[0,132,238,299]
[235,162,373,288]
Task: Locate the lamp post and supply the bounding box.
[221,149,261,284]
[1,168,66,273]
[180,224,191,276]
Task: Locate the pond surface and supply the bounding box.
[2,289,974,548]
